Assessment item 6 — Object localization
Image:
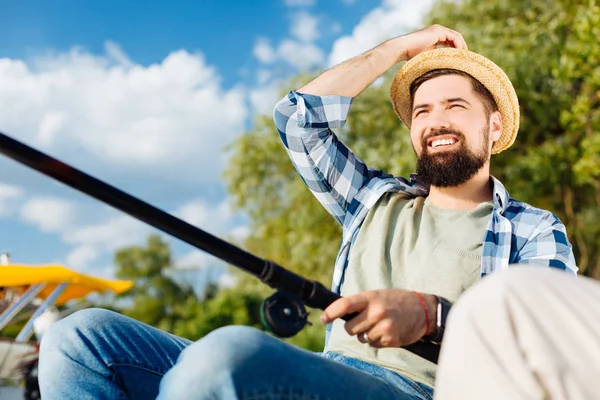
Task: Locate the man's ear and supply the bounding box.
[489,111,502,142]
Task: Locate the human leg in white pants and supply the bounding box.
[434,266,600,400]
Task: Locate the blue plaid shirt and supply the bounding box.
[273,90,579,298]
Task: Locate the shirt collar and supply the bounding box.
[491,176,510,215]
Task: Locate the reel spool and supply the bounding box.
[260,290,311,337]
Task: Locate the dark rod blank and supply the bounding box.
[0,131,440,363]
[0,132,338,308]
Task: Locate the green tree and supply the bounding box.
[112,235,282,346]
[172,283,265,340]
[114,234,200,333]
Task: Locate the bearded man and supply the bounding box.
[273,23,578,397]
[38,25,577,400]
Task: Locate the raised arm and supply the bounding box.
[296,24,468,98]
[273,25,468,225]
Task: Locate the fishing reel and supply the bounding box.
[260,290,311,337]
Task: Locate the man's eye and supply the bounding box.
[414,110,427,117]
[449,104,464,109]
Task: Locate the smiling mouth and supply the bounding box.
[427,136,459,149]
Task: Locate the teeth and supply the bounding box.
[431,138,456,147]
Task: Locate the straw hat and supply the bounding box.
[390,47,519,154]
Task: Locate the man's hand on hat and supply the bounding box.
[295,24,467,99]
[393,24,468,63]
[320,289,438,348]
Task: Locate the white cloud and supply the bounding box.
[0,42,248,183]
[250,85,281,115]
[174,197,247,244]
[229,225,249,243]
[284,0,315,6]
[174,198,237,236]
[173,251,239,291]
[328,0,435,66]
[257,69,273,85]
[104,41,133,68]
[174,250,212,270]
[218,272,238,288]
[62,213,149,252]
[252,12,324,72]
[19,196,78,233]
[66,245,99,268]
[58,197,243,267]
[252,37,325,71]
[37,111,68,146]
[0,183,24,217]
[12,189,247,283]
[278,39,325,70]
[253,38,277,64]
[81,264,115,280]
[171,198,248,288]
[290,11,320,43]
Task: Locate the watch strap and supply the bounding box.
[424,295,451,344]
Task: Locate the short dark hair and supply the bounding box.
[409,68,499,118]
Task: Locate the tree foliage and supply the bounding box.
[111,235,325,351]
[113,236,263,340]
[114,234,200,333]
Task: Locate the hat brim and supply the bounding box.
[390,47,519,154]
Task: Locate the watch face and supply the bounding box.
[440,298,451,321]
[422,297,451,344]
[431,297,451,344]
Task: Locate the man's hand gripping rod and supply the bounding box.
[0,132,440,363]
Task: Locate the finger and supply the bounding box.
[436,29,464,49]
[344,307,378,336]
[357,326,384,346]
[460,35,468,50]
[360,323,387,348]
[320,294,369,324]
[450,29,468,50]
[439,32,461,49]
[357,329,375,345]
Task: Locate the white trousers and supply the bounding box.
[434,266,600,400]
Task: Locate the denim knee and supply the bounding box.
[158,325,277,395]
[40,308,121,358]
[179,325,271,369]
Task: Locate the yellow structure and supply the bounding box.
[1,265,134,305]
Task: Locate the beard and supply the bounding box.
[415,127,489,188]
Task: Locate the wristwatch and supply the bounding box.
[424,295,452,344]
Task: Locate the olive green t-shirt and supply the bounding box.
[323,192,494,388]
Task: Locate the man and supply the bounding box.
[274,21,577,392]
[37,25,577,399]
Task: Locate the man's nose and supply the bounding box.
[424,112,452,136]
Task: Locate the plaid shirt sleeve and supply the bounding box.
[273,90,394,225]
[512,209,578,274]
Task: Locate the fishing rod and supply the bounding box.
[0,131,440,363]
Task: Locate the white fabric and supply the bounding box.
[435,267,600,400]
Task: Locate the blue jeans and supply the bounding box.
[38,308,434,399]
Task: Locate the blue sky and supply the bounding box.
[0,0,433,290]
[2,0,380,88]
